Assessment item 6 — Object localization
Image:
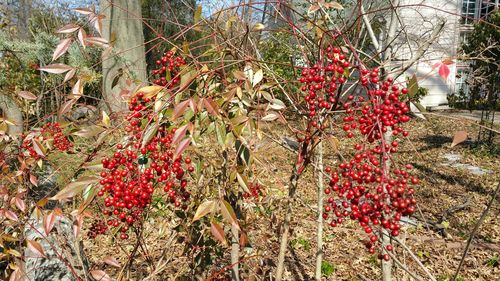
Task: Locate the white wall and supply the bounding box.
[397,0,461,107]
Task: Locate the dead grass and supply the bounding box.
[77,115,498,280]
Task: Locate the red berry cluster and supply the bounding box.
[87,220,108,239]
[321,65,417,259]
[299,46,350,130]
[323,149,418,257]
[152,50,186,87]
[296,45,418,260]
[20,122,72,159]
[41,122,72,151]
[243,183,264,201]
[342,71,410,142]
[94,92,193,240]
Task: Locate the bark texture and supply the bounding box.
[100,0,148,113]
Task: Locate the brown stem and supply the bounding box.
[314,142,324,281]
[275,167,301,281]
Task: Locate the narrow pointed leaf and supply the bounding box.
[17,91,37,101]
[210,221,226,244]
[50,176,99,201]
[52,38,72,61]
[253,69,263,87]
[172,124,188,145]
[38,64,73,74]
[220,199,239,229]
[192,200,216,222]
[57,24,80,34]
[103,256,121,268]
[174,138,190,159]
[27,240,46,258]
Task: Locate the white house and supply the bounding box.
[396,0,499,107]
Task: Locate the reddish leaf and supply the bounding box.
[56,24,80,34]
[203,98,219,116]
[64,69,76,83]
[44,211,58,235]
[73,215,84,237]
[172,124,188,145]
[103,256,121,268]
[59,99,76,115]
[52,38,72,61]
[308,4,321,14]
[174,138,190,159]
[90,270,112,281]
[74,7,94,15]
[192,200,216,222]
[50,176,99,201]
[17,91,37,100]
[38,64,73,74]
[29,174,38,187]
[32,140,45,157]
[438,64,450,80]
[451,131,468,148]
[210,221,226,244]
[172,100,190,120]
[85,37,109,48]
[78,28,87,48]
[92,15,104,36]
[8,268,20,281]
[5,210,18,221]
[15,198,26,212]
[188,98,197,113]
[239,232,248,247]
[27,240,46,258]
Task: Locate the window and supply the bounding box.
[461,0,477,25]
[479,0,500,20]
[461,0,499,24]
[455,69,470,95]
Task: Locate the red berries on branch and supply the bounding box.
[299,46,350,130]
[298,44,418,260]
[152,50,186,87]
[20,122,72,159]
[93,90,192,239]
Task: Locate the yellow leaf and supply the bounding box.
[253,23,265,31]
[137,85,163,99]
[102,111,110,127]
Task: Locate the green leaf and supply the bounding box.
[219,199,239,229]
[407,74,419,98]
[321,261,335,276]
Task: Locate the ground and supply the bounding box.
[82,113,499,280]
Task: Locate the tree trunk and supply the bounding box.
[0,93,23,136]
[16,0,32,40]
[100,0,148,113]
[315,142,324,281]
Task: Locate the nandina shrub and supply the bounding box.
[91,88,194,240]
[297,44,418,261]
